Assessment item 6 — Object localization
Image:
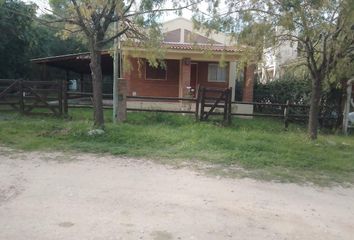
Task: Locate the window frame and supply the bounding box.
[145,61,167,81]
[207,63,227,83]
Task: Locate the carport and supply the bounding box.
[31,51,114,93]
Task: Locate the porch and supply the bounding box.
[124,57,255,102]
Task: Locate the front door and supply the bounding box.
[190,63,198,96]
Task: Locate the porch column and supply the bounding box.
[123,57,132,95]
[179,58,191,97]
[242,64,256,102]
[228,61,237,101]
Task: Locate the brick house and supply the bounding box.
[122,18,255,103]
[31,18,255,114]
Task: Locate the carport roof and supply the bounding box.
[31,51,114,75]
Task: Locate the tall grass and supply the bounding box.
[0,110,353,185]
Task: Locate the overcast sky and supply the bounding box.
[24,0,195,20]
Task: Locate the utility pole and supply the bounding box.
[113,21,119,123]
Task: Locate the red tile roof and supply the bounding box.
[162,43,241,52]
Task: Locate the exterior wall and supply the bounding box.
[162,17,232,45]
[184,30,220,44]
[125,58,232,98]
[125,58,180,97]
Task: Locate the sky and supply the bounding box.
[24,0,195,20]
[25,0,50,14]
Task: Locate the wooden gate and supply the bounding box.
[0,79,64,116]
[196,87,232,124]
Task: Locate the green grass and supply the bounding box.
[0,109,354,186]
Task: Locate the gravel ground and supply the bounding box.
[0,147,353,240]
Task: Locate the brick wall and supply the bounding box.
[125,58,180,97]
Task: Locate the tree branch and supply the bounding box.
[125,1,200,18]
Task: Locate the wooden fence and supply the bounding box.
[65,89,313,128]
[0,80,325,128]
[0,79,65,116]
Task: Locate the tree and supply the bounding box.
[47,0,198,129]
[30,15,88,58]
[0,0,88,78]
[196,0,354,139]
[0,0,36,78]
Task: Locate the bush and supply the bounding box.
[253,74,343,129]
[254,75,311,105]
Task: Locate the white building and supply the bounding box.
[259,28,299,83]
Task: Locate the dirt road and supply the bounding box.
[0,147,353,240]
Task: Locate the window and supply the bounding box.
[145,62,167,80]
[208,63,227,82]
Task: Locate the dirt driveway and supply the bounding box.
[0,147,353,240]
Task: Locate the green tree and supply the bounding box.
[0,0,36,78]
[197,0,354,139]
[47,0,198,128]
[0,0,88,78]
[30,17,88,58]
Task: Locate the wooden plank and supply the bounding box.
[23,80,59,85]
[0,79,20,83]
[63,80,68,115]
[18,80,24,114]
[25,87,58,115]
[0,80,18,99]
[195,85,200,121]
[227,88,232,124]
[203,103,225,108]
[232,101,310,108]
[231,113,284,117]
[128,95,196,102]
[0,101,19,105]
[202,87,228,92]
[200,87,206,120]
[58,80,63,116]
[204,91,225,120]
[127,108,195,114]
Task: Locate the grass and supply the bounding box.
[0,109,354,186]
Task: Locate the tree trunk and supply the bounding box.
[308,76,322,140]
[89,49,105,128]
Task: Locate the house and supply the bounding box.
[31,18,255,114]
[122,17,255,103]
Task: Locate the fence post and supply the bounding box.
[117,78,127,122]
[18,79,24,114]
[63,79,68,115]
[228,88,232,125]
[58,80,63,116]
[200,87,205,121]
[195,85,200,121]
[284,100,289,130]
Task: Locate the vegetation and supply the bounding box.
[0,110,353,185]
[198,0,354,140]
[254,74,312,105]
[0,0,87,78]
